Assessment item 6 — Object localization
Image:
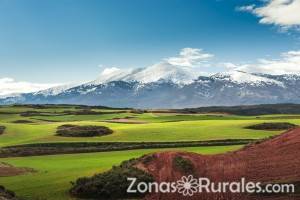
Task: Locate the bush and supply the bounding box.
[245,122,297,131]
[130,109,147,114]
[12,120,33,124]
[141,154,156,165]
[56,125,113,137]
[70,159,154,199]
[0,126,5,135]
[173,156,194,174]
[0,185,18,199]
[20,111,44,117]
[63,109,99,115]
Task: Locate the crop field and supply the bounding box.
[0,104,299,200]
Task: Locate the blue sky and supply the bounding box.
[0,0,300,88]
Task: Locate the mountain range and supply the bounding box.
[1,65,300,108]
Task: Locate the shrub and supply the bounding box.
[245,122,297,131]
[0,185,17,199]
[173,156,194,174]
[70,159,154,199]
[130,109,146,114]
[141,154,156,165]
[20,111,43,117]
[56,125,113,137]
[0,126,5,135]
[12,120,33,124]
[63,109,99,115]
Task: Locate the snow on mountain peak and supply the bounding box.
[123,62,200,84]
[89,67,287,87]
[89,63,201,85]
[101,67,122,75]
[87,67,134,85]
[34,83,81,96]
[212,70,284,86]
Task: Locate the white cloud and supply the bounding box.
[96,48,300,84]
[165,48,214,67]
[95,48,215,84]
[222,62,251,70]
[101,67,123,75]
[236,4,256,12]
[238,0,300,30]
[0,78,60,97]
[225,50,300,74]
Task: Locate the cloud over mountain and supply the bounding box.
[238,0,300,30]
[2,47,300,98]
[225,50,300,75]
[165,48,214,67]
[0,78,60,97]
[94,48,214,84]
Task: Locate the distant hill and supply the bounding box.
[2,70,300,108]
[175,103,300,115]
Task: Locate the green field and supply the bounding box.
[0,105,298,199]
[0,146,242,200]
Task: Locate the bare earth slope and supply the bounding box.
[139,128,300,200]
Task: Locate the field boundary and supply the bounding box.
[0,139,253,158]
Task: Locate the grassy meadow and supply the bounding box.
[0,104,299,199]
[0,146,242,200]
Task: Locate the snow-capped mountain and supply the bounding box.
[88,62,201,85]
[2,69,300,108]
[211,71,283,86]
[33,83,81,96]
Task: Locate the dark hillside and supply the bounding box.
[175,103,300,115]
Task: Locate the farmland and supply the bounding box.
[0,104,299,199]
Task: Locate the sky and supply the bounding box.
[0,0,300,95]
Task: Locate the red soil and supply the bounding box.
[0,162,35,177]
[138,128,300,200]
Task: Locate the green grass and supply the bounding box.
[3,110,299,147]
[1,118,292,147]
[0,145,241,200]
[30,113,135,122]
[1,105,299,200]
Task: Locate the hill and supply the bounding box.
[71,128,300,200]
[175,103,300,115]
[2,71,300,108]
[140,128,300,199]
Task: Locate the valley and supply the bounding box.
[0,104,299,199]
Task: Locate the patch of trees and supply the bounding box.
[62,109,127,115]
[245,122,297,131]
[56,125,113,137]
[175,103,300,116]
[0,126,5,135]
[63,109,100,115]
[20,111,63,117]
[74,105,130,110]
[70,159,153,199]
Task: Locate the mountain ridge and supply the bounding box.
[1,70,300,108]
